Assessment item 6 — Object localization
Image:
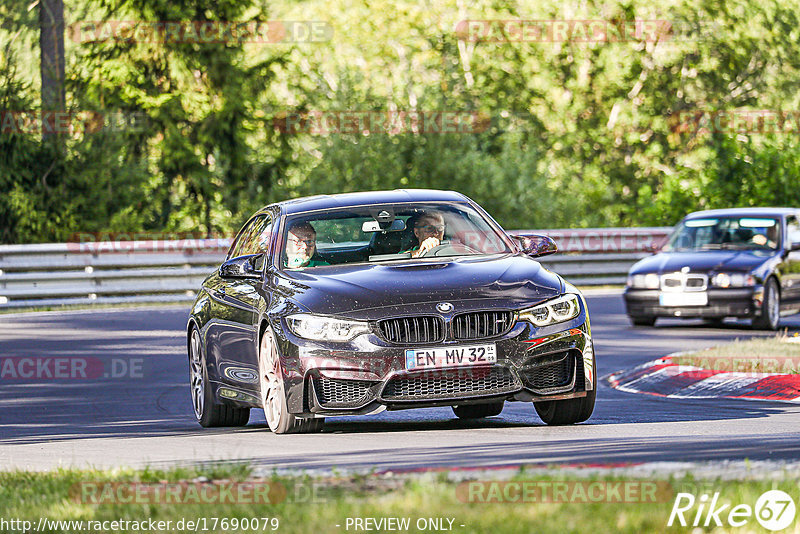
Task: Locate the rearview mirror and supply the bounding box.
[220,254,263,279]
[362,219,406,233]
[511,234,558,258]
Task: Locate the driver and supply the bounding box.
[285,221,329,268]
[751,225,779,249]
[405,211,446,257]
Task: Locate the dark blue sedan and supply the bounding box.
[624,208,800,329]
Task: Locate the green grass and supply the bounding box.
[2,465,800,533]
[671,333,800,374]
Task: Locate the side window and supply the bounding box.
[229,216,265,259]
[241,217,273,256]
[788,216,800,247]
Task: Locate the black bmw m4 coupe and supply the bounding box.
[187,189,596,433]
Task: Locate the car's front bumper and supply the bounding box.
[623,286,763,319]
[275,313,595,416]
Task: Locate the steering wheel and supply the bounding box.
[417,241,479,257]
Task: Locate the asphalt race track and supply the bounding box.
[1,291,799,473]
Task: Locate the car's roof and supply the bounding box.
[264,189,470,215]
[684,207,798,219]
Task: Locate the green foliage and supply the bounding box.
[2,0,800,242]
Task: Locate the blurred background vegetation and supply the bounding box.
[2,0,800,243]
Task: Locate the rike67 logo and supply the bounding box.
[668,490,796,531]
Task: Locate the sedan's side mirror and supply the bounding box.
[791,242,800,251]
[220,254,263,279]
[511,234,558,258]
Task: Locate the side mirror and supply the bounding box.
[791,242,800,251]
[511,234,558,258]
[220,254,263,279]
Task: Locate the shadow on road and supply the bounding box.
[189,431,800,474]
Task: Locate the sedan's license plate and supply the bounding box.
[659,292,708,306]
[405,343,497,370]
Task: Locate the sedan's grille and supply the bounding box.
[377,316,444,344]
[313,377,373,407]
[452,311,514,340]
[522,351,575,391]
[686,276,705,289]
[381,366,519,401]
[661,272,708,292]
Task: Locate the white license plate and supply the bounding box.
[405,343,497,370]
[659,292,708,306]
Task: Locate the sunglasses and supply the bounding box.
[416,224,445,232]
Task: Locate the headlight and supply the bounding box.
[627,273,660,289]
[711,273,755,288]
[519,294,581,327]
[286,314,371,341]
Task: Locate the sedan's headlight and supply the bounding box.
[286,314,371,341]
[519,294,581,327]
[711,273,755,288]
[627,273,660,289]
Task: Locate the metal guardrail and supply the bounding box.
[0,228,672,309]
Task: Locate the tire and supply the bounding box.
[630,316,656,327]
[534,388,596,425]
[452,402,504,419]
[534,352,596,425]
[258,326,324,434]
[753,278,781,330]
[189,327,250,428]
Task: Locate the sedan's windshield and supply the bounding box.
[281,202,513,269]
[664,216,781,252]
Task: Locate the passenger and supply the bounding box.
[285,221,329,268]
[404,211,446,258]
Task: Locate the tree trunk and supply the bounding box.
[40,0,65,140]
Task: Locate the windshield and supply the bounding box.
[663,216,781,252]
[280,202,513,269]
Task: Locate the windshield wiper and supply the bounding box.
[719,242,756,250]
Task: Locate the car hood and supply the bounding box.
[630,250,775,274]
[275,254,563,320]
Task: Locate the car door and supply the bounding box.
[781,214,800,307]
[206,215,272,392]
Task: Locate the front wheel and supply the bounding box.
[534,388,596,425]
[259,327,324,434]
[452,402,504,419]
[753,278,780,330]
[189,327,250,427]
